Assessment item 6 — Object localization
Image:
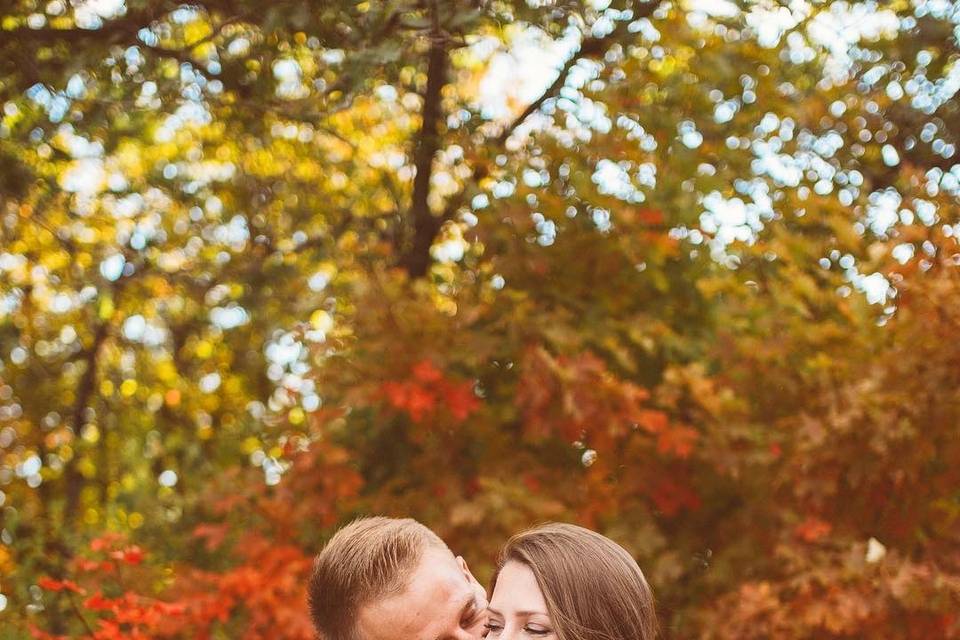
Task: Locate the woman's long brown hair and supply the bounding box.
[492,523,658,640]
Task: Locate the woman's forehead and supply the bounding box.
[489,561,548,613]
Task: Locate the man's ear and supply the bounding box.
[457,555,488,603]
[457,555,478,584]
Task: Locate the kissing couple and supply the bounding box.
[308,516,657,640]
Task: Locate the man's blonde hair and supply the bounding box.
[308,516,448,640]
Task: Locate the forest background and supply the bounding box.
[1,0,960,637]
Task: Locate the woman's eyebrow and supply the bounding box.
[485,607,549,617]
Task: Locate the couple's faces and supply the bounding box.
[357,550,555,640]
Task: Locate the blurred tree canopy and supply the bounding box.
[1,0,959,637]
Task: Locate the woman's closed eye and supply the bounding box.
[483,621,553,637]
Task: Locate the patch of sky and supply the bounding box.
[199,372,221,394]
[154,102,213,143]
[478,24,579,122]
[531,213,557,246]
[471,193,490,210]
[266,333,304,369]
[891,243,915,264]
[629,16,661,41]
[592,208,612,233]
[0,292,23,319]
[60,158,106,194]
[750,142,802,187]
[714,100,739,124]
[687,0,739,21]
[273,59,308,99]
[700,182,773,249]
[746,4,801,48]
[308,270,333,292]
[208,215,249,251]
[853,271,891,305]
[627,120,658,151]
[110,193,144,218]
[170,6,199,24]
[210,305,249,330]
[881,144,900,166]
[431,224,468,262]
[65,74,87,99]
[99,254,126,281]
[122,314,168,346]
[322,49,346,65]
[49,292,73,314]
[678,120,703,149]
[864,188,902,236]
[74,0,126,29]
[811,131,844,158]
[227,37,250,57]
[492,180,516,199]
[807,3,899,81]
[636,162,657,189]
[593,159,644,202]
[914,198,938,226]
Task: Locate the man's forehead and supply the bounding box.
[357,547,474,640]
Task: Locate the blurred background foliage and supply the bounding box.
[1,0,959,637]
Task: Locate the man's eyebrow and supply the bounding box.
[458,593,479,617]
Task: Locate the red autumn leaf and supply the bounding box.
[37,577,85,594]
[442,380,479,421]
[637,409,669,434]
[411,359,443,383]
[110,545,145,565]
[193,523,230,551]
[794,517,832,543]
[404,385,436,422]
[84,592,117,612]
[381,381,408,408]
[74,558,101,572]
[89,533,125,553]
[656,424,699,458]
[649,478,702,517]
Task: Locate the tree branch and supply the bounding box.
[62,309,112,525]
[1,4,171,46]
[397,15,450,277]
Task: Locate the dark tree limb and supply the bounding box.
[1,3,172,46]
[397,20,450,277]
[62,312,111,526]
